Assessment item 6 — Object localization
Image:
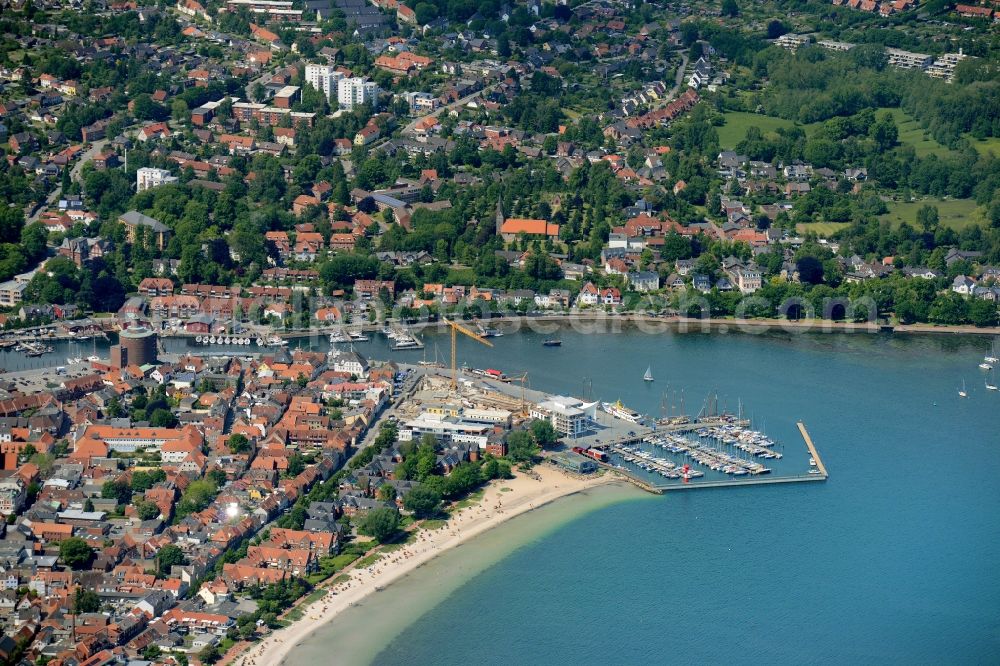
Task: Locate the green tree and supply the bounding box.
[132,94,166,121]
[20,223,47,261]
[171,98,189,123]
[852,43,889,71]
[482,457,513,480]
[287,453,305,476]
[507,431,539,463]
[59,537,95,570]
[721,0,739,16]
[402,485,442,519]
[869,113,898,153]
[529,420,558,449]
[414,1,437,24]
[227,434,250,454]
[208,468,228,488]
[156,544,187,576]
[377,484,397,502]
[176,479,219,517]
[101,479,132,505]
[131,468,166,492]
[916,205,939,234]
[358,507,401,543]
[415,438,438,480]
[135,499,161,521]
[929,293,968,325]
[74,587,100,613]
[498,32,511,58]
[149,409,178,428]
[198,644,221,665]
[796,256,825,285]
[969,299,998,328]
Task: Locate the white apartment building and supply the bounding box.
[530,396,596,437]
[136,167,178,192]
[305,63,344,101]
[886,48,933,70]
[0,280,27,307]
[337,77,379,111]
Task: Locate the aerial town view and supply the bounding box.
[0,0,998,663]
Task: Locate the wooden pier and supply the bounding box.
[797,421,828,478]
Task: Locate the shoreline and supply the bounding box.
[162,314,1000,342]
[232,466,623,666]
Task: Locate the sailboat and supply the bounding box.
[986,369,998,391]
[643,365,654,382]
[959,379,968,398]
[86,336,100,363]
[985,341,998,364]
[418,341,442,367]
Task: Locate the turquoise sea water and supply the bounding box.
[299,329,1000,663]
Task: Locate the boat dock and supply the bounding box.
[797,421,828,478]
[596,421,829,494]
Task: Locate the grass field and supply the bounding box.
[967,136,1000,157]
[879,197,984,230]
[717,112,801,150]
[885,108,953,158]
[718,108,954,158]
[796,222,851,237]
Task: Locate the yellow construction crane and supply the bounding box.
[443,318,493,390]
[507,372,530,415]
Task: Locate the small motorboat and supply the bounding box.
[542,339,562,347]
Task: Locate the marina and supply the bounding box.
[384,325,425,350]
[583,417,827,493]
[461,366,828,494]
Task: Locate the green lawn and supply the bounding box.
[451,487,486,510]
[420,519,448,530]
[879,197,984,230]
[354,553,382,569]
[885,108,953,158]
[718,112,801,150]
[967,135,1000,157]
[283,588,327,622]
[796,222,850,237]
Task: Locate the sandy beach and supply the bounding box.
[232,465,615,666]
